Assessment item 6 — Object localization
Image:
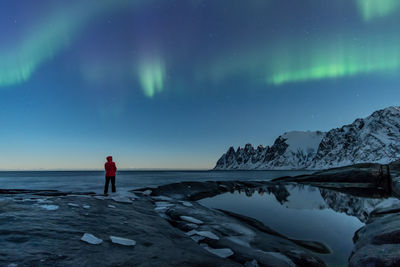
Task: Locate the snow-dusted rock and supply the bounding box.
[203,246,233,258]
[180,216,204,224]
[110,236,136,246]
[186,230,219,240]
[81,233,103,245]
[154,206,169,212]
[215,106,400,170]
[155,201,175,207]
[142,190,152,195]
[39,205,59,211]
[152,195,174,201]
[182,201,193,207]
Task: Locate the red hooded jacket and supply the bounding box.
[105,156,117,177]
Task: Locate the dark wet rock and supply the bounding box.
[0,194,239,266]
[158,198,327,267]
[272,163,394,199]
[0,189,96,197]
[349,205,400,267]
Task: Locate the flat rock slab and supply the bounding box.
[81,233,103,245]
[203,246,234,258]
[350,206,400,267]
[180,216,204,224]
[110,236,136,246]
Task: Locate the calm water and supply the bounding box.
[198,184,393,267]
[0,170,312,193]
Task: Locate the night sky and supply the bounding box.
[1,0,400,170]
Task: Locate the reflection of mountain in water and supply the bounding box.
[319,189,382,222]
[239,184,397,223]
[238,184,290,204]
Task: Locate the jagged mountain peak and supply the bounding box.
[215,106,400,170]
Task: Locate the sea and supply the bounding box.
[0,170,311,193]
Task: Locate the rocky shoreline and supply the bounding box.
[1,162,400,266]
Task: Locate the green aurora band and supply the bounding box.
[0,0,138,88]
[203,35,400,86]
[138,57,166,98]
[356,0,400,21]
[269,39,400,85]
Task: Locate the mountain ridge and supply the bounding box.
[214,106,400,170]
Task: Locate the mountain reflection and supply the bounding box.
[233,183,396,222]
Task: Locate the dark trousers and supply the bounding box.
[104,176,116,194]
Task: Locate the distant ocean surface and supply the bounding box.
[0,170,312,193]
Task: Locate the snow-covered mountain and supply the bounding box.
[214,106,400,170]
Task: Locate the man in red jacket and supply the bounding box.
[104,156,117,194]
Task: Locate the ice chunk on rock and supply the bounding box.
[180,216,204,224]
[152,195,173,201]
[81,233,103,245]
[155,201,175,207]
[154,206,169,212]
[68,203,79,207]
[195,231,219,240]
[142,190,152,195]
[203,246,233,258]
[40,205,59,211]
[111,191,138,203]
[182,201,193,207]
[186,230,219,240]
[110,236,136,246]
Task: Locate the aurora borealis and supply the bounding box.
[1,0,400,169]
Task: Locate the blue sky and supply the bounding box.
[0,0,399,170]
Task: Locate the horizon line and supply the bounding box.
[0,168,213,171]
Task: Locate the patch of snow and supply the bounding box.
[203,246,234,258]
[81,233,103,245]
[142,190,152,195]
[39,205,59,211]
[110,191,138,203]
[185,230,197,236]
[180,216,204,224]
[108,204,116,208]
[83,205,90,209]
[154,206,169,212]
[110,236,136,246]
[182,201,193,207]
[196,231,219,240]
[155,201,175,207]
[68,203,79,207]
[152,195,173,201]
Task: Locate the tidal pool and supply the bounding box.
[199,184,391,267]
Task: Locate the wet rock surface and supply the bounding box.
[0,192,237,267]
[2,161,400,266]
[154,194,327,266]
[349,204,400,267]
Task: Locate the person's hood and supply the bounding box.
[106,156,113,162]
